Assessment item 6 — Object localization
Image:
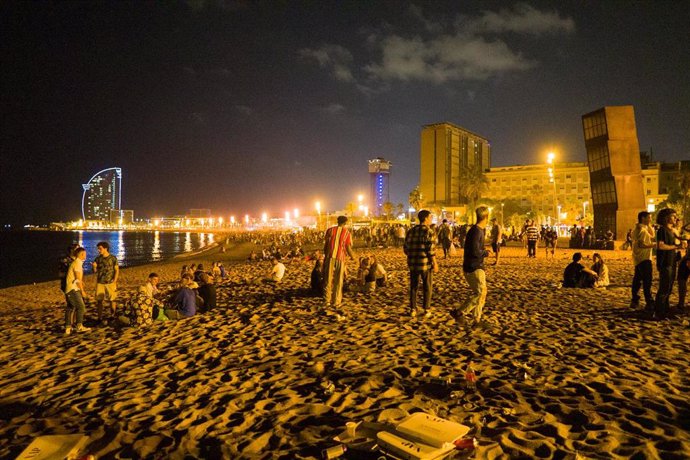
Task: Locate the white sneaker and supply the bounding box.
[75,324,91,333]
[64,327,72,336]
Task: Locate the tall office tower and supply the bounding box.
[420,122,491,208]
[82,167,122,221]
[369,157,391,216]
[582,106,645,238]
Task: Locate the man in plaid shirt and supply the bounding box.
[404,210,438,318]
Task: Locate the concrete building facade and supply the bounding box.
[484,162,592,224]
[420,122,491,209]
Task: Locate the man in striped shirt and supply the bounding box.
[323,215,355,310]
[525,219,540,258]
[404,210,438,318]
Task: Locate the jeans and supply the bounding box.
[409,269,433,312]
[527,240,537,257]
[65,290,86,327]
[655,263,677,318]
[462,269,487,321]
[631,260,654,306]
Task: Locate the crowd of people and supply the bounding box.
[58,206,690,334]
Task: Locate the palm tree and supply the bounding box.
[677,169,690,223]
[408,186,425,211]
[458,166,489,222]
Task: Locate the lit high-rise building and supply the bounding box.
[420,122,491,208]
[369,157,391,216]
[82,167,122,221]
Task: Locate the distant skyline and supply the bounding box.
[1,1,689,225]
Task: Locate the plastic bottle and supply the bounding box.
[464,361,477,390]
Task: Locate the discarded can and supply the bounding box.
[322,444,347,459]
[454,437,478,450]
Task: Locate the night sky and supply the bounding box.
[2,1,689,226]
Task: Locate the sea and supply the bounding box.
[0,230,217,289]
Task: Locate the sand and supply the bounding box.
[1,242,689,459]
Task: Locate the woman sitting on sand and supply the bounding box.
[197,272,217,312]
[369,255,387,287]
[581,253,610,288]
[354,256,376,293]
[165,273,197,319]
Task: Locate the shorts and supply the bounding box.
[96,283,118,302]
[491,242,500,253]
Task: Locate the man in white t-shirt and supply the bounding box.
[267,256,286,283]
[64,247,91,335]
[630,211,655,310]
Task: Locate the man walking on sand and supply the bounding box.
[630,211,655,311]
[323,216,355,314]
[93,241,119,324]
[404,210,438,318]
[454,206,490,326]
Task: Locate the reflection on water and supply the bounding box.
[117,230,125,262]
[78,230,84,248]
[184,232,192,252]
[152,231,161,261]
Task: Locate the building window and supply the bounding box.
[583,111,608,140]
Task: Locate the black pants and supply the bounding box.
[410,270,432,312]
[631,260,654,306]
[655,263,677,318]
[527,240,537,257]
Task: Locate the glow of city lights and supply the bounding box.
[363,206,369,217]
[245,214,249,224]
[209,217,215,226]
[285,211,291,222]
[261,212,268,223]
[293,208,299,219]
[357,194,363,203]
[218,217,223,224]
[185,219,190,226]
[315,201,321,213]
[154,219,160,226]
[547,152,555,164]
[200,218,205,226]
[230,215,235,224]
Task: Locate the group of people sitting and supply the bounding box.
[308,251,388,296]
[562,252,610,288]
[115,263,220,327]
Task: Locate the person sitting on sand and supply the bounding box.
[369,254,387,287]
[562,252,585,288]
[197,272,217,312]
[265,256,285,283]
[354,256,376,293]
[310,252,324,295]
[581,253,610,288]
[117,272,163,327]
[248,250,258,261]
[211,262,221,278]
[194,264,206,283]
[165,273,197,319]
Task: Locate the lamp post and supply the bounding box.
[547,152,557,226]
[357,194,363,217]
[500,202,505,227]
[315,201,321,230]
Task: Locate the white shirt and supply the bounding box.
[271,262,286,282]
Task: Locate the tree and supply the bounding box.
[409,186,425,211]
[395,203,404,218]
[382,201,394,219]
[458,166,489,222]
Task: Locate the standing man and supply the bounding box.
[454,206,490,326]
[438,219,452,259]
[654,208,682,320]
[525,219,540,258]
[630,211,655,311]
[93,241,119,324]
[404,210,438,318]
[323,216,355,314]
[489,217,503,265]
[64,247,91,335]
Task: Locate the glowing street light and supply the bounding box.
[244,214,249,224]
[218,217,223,225]
[363,206,369,217]
[230,215,235,224]
[293,208,299,219]
[261,212,268,223]
[546,151,557,225]
[285,211,291,222]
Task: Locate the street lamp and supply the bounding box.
[315,201,321,229]
[501,202,505,227]
[547,152,557,225]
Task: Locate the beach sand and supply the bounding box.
[1,243,689,459]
